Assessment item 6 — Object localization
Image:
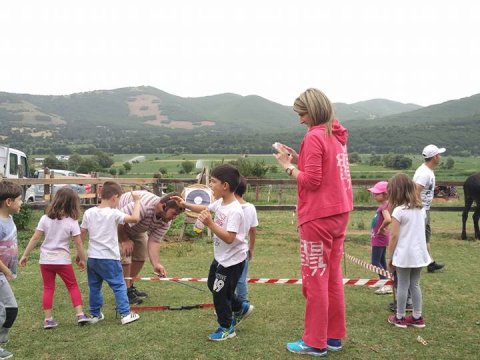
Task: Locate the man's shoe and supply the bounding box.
[286,339,327,357]
[127,288,143,305]
[89,312,105,324]
[388,315,408,328]
[0,347,13,359]
[233,302,254,326]
[121,312,140,325]
[389,301,413,312]
[427,261,445,273]
[130,285,148,299]
[208,325,236,341]
[327,338,342,352]
[43,319,58,329]
[405,315,426,328]
[375,285,393,295]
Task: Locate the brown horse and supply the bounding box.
[461,172,480,240]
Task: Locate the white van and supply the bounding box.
[0,145,35,201]
[33,169,85,201]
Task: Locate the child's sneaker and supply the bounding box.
[375,285,393,295]
[120,312,140,325]
[0,347,12,359]
[388,315,408,328]
[77,314,91,326]
[287,339,327,357]
[327,338,342,352]
[405,315,426,328]
[43,319,58,329]
[89,312,105,324]
[207,325,236,341]
[233,302,254,326]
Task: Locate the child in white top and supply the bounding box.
[80,181,141,325]
[234,177,258,304]
[387,174,431,329]
[173,164,251,341]
[20,187,89,329]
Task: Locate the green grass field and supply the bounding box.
[114,153,480,181]
[9,209,480,359]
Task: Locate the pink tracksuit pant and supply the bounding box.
[299,212,349,349]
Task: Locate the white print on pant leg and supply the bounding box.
[337,148,352,190]
[213,274,226,292]
[301,239,326,276]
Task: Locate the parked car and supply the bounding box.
[33,169,85,201]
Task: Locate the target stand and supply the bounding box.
[178,167,213,241]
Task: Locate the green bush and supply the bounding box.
[13,203,33,231]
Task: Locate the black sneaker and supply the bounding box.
[427,261,445,273]
[127,288,143,305]
[389,301,413,312]
[130,285,148,299]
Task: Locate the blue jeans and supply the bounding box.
[87,258,130,316]
[235,258,249,303]
[371,246,387,279]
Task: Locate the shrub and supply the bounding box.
[13,203,33,231]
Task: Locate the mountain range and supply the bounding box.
[0,86,479,155]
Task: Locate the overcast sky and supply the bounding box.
[1,0,479,106]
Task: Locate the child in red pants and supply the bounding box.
[20,188,89,329]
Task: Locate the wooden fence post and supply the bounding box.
[44,167,51,201]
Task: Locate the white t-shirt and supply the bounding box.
[241,202,258,243]
[37,215,81,265]
[391,205,432,268]
[208,199,247,267]
[81,207,127,260]
[413,163,435,210]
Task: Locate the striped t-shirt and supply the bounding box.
[118,190,171,242]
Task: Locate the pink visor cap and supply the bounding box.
[367,181,388,194]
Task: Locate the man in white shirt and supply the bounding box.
[413,144,446,273]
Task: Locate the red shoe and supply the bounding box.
[388,315,408,328]
[405,315,426,328]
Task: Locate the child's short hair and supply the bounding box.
[234,176,247,197]
[100,181,123,200]
[160,192,184,214]
[46,187,81,220]
[211,164,241,193]
[0,181,23,204]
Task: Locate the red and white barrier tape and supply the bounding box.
[345,253,393,279]
[130,303,214,312]
[125,276,393,286]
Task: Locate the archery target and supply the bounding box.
[186,189,212,206]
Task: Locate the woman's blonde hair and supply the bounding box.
[293,88,334,135]
[387,173,423,209]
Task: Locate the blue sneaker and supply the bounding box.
[287,339,327,357]
[233,302,254,326]
[43,319,58,329]
[207,325,236,341]
[327,338,342,352]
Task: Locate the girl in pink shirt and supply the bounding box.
[275,88,353,357]
[20,188,89,329]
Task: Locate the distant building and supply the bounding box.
[55,155,70,161]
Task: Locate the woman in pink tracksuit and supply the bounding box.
[274,88,353,357]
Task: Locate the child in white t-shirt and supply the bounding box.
[234,177,258,304]
[386,174,431,329]
[80,181,141,325]
[174,164,251,341]
[20,188,89,329]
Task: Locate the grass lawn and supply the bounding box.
[9,210,480,359]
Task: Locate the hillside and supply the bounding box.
[0,87,419,131]
[1,87,479,155]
